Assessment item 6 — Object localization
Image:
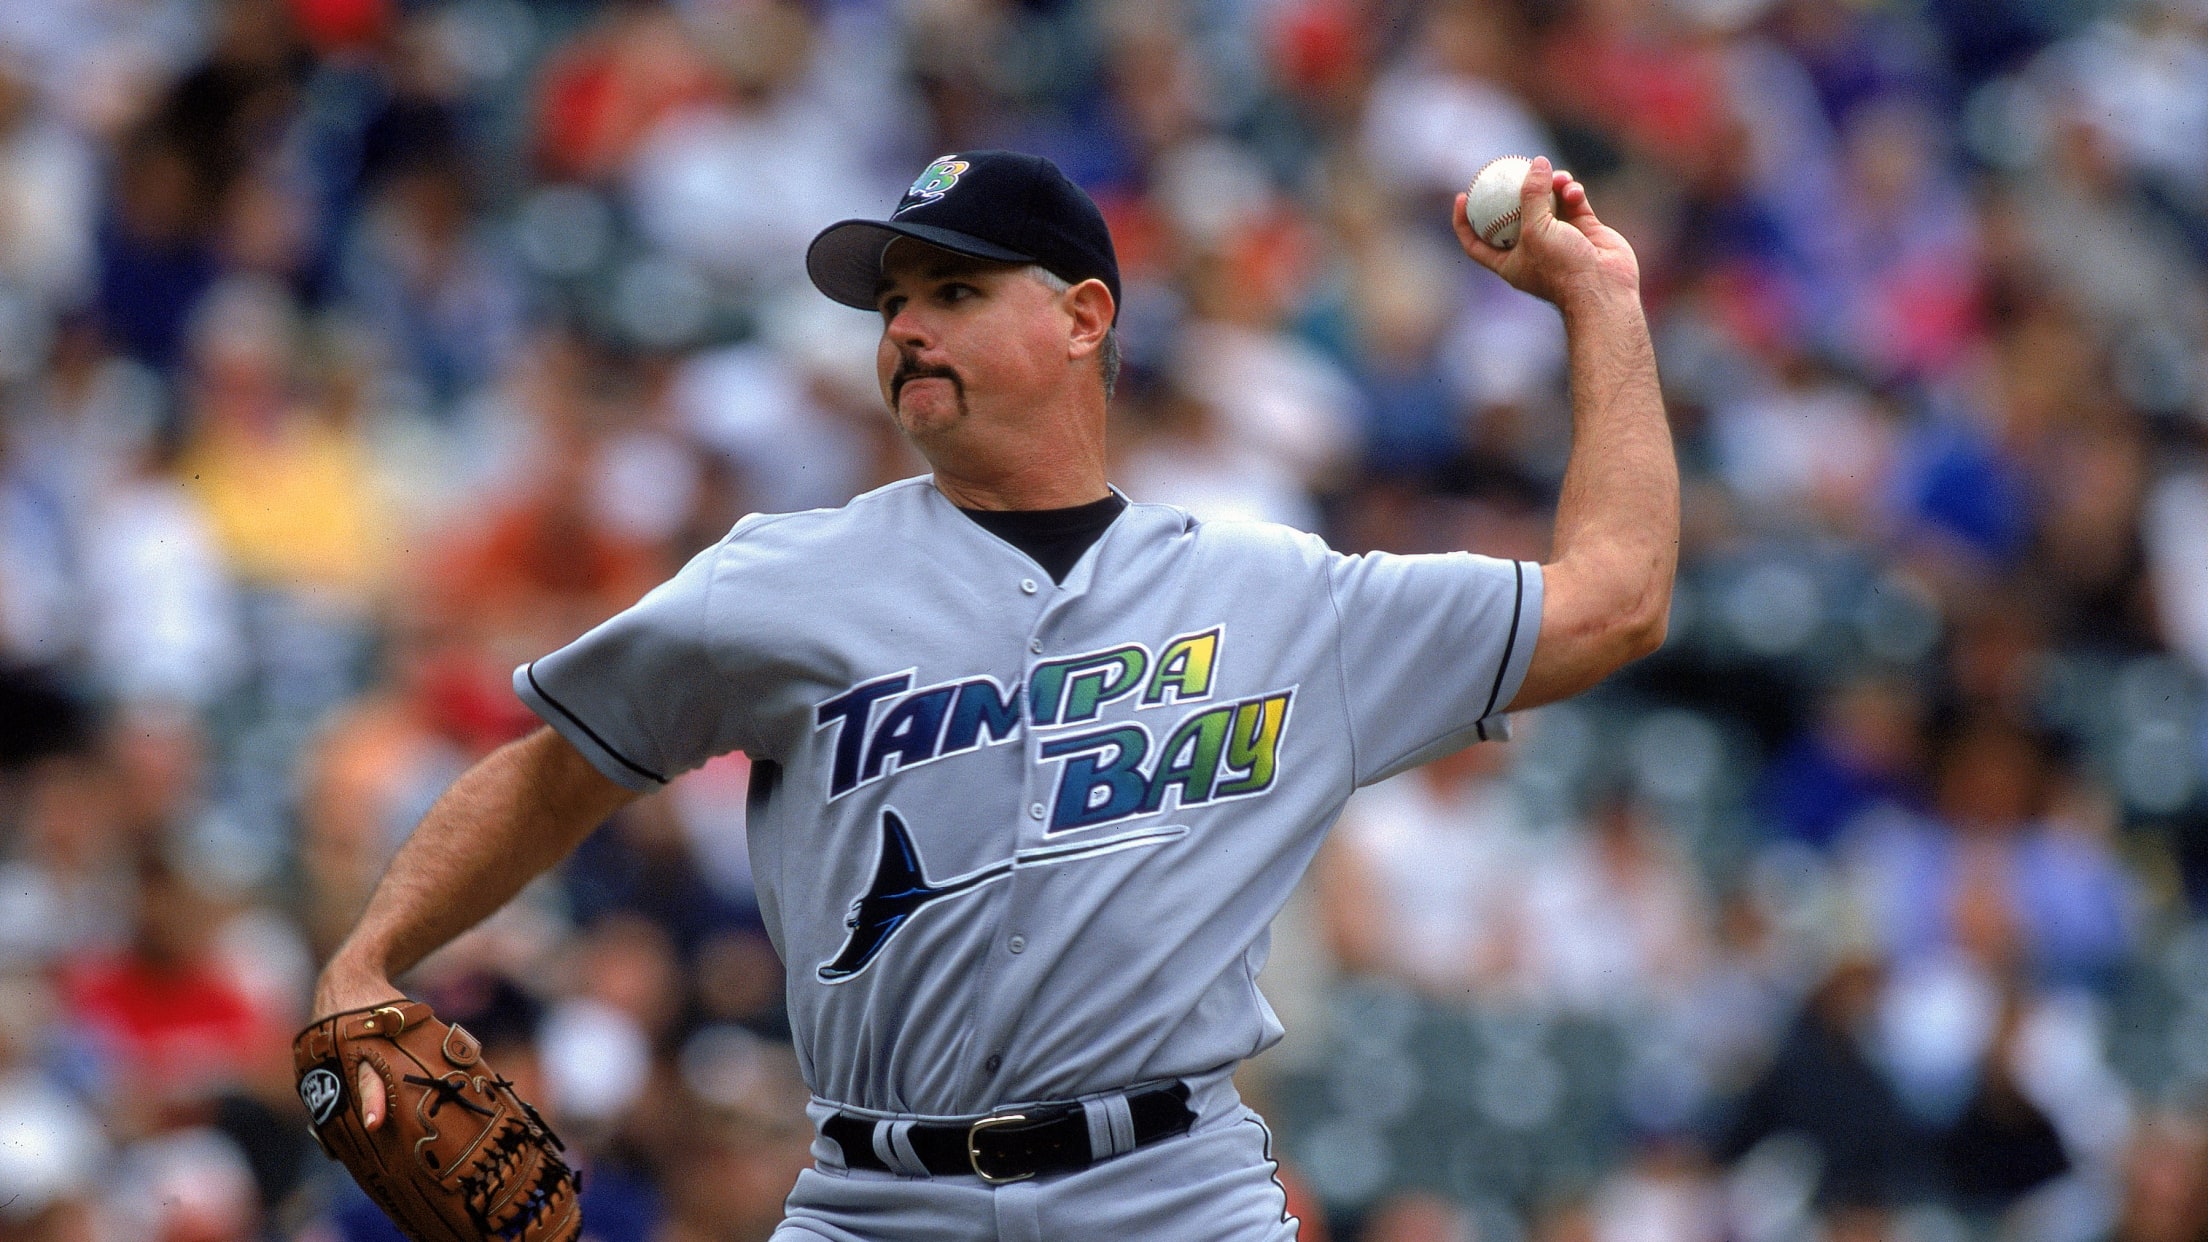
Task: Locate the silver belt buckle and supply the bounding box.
[967,1111,1034,1184]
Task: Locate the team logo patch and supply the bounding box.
[896,158,970,213]
[819,808,1185,982]
[300,1067,343,1125]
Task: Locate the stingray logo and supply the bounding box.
[818,808,1185,982]
[896,158,970,213]
[300,1067,343,1125]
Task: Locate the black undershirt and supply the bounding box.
[957,493,1128,584]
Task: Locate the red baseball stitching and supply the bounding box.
[1473,154,1535,247]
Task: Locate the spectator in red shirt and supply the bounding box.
[60,852,274,1110]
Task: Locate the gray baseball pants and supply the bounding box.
[771,1082,1301,1241]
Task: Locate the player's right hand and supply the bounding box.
[309,961,401,1131]
[1453,156,1640,309]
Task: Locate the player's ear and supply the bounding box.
[1064,278,1113,358]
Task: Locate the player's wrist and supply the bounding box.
[1555,271,1643,320]
[311,947,402,1021]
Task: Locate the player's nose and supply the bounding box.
[883,300,935,349]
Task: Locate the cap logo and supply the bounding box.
[896,158,970,214]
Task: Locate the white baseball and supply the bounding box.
[1466,155,1545,250]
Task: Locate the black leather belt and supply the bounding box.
[823,1081,1194,1183]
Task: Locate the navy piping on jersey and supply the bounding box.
[526,661,667,784]
[1244,1114,1299,1232]
[1474,559,1526,743]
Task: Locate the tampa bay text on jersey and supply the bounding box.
[813,626,1295,833]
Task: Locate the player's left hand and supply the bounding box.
[311,958,407,1129]
[295,1000,582,1241]
[1453,157,1640,309]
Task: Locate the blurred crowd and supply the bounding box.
[2,0,2207,1238]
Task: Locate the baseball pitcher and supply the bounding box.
[305,149,1675,1240]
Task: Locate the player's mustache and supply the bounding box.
[891,357,962,403]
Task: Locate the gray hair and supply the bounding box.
[1026,266,1120,403]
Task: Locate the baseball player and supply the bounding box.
[311,149,1675,1239]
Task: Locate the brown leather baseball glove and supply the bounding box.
[294,1000,581,1242]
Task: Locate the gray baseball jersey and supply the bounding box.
[514,475,1540,1117]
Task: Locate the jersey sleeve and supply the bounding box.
[1326,550,1542,786]
[513,535,755,791]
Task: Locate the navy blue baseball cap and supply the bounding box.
[807,151,1120,319]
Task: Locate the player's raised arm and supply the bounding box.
[1453,156,1678,711]
[311,725,640,1123]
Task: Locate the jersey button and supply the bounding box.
[1029,639,1043,654]
[1028,802,1045,820]
[984,1053,1003,1074]
[1008,935,1026,954]
[1020,578,1039,594]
